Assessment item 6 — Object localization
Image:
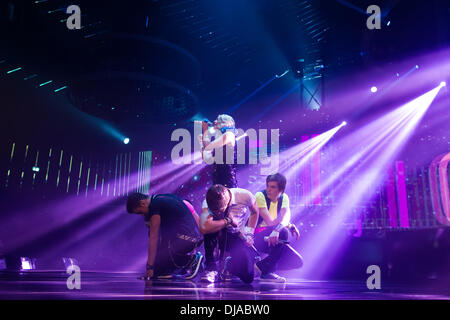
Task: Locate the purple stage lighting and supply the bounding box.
[62,258,79,269]
[371,86,378,93]
[299,83,445,279]
[440,81,446,87]
[0,258,6,270]
[280,123,346,185]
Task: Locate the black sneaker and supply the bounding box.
[185,252,204,280]
[260,273,286,283]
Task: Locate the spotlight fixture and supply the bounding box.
[415,65,419,69]
[371,86,378,93]
[341,121,347,126]
[123,138,130,145]
[440,81,446,87]
[20,257,36,270]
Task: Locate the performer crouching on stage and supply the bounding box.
[200,184,259,284]
[253,173,303,282]
[126,193,204,281]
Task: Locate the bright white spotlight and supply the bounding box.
[341,121,347,126]
[20,257,36,270]
[440,81,446,87]
[415,65,419,69]
[371,86,378,93]
[123,138,130,144]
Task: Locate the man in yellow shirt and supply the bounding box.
[253,173,302,282]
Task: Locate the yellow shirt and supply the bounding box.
[255,192,290,227]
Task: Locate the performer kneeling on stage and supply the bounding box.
[253,173,303,282]
[126,193,204,281]
[200,185,259,284]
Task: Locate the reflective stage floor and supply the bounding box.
[1,271,449,300]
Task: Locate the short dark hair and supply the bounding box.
[266,173,287,192]
[206,184,229,213]
[126,193,149,213]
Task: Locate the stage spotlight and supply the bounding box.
[123,138,130,145]
[440,81,446,87]
[415,65,419,69]
[341,121,347,126]
[20,257,36,270]
[371,86,378,93]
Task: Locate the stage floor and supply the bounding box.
[0,271,449,300]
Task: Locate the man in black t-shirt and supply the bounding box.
[126,193,203,280]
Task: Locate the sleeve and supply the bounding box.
[255,192,268,209]
[247,190,256,207]
[281,193,290,209]
[145,198,160,224]
[202,199,208,209]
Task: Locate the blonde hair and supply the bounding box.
[215,114,235,129]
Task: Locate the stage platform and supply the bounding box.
[0,271,449,300]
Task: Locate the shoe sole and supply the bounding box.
[200,277,219,283]
[156,275,174,279]
[185,254,204,280]
[259,278,286,283]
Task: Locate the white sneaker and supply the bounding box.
[260,272,286,283]
[200,270,220,283]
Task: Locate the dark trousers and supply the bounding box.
[225,232,255,284]
[254,227,289,274]
[203,230,227,271]
[154,234,198,276]
[205,171,237,272]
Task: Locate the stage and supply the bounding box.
[1,0,450,305]
[1,271,449,300]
